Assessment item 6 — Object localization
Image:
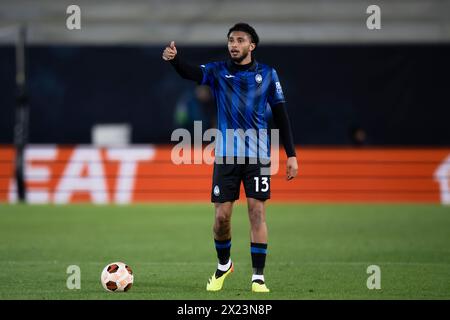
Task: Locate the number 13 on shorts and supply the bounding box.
[254,177,270,192]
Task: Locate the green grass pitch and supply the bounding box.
[0,203,449,300]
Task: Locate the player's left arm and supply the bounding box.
[271,103,298,180]
[268,68,298,181]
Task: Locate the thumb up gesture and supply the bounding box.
[162,41,177,61]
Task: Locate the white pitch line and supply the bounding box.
[4,261,450,266]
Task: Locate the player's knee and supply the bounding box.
[215,211,231,226]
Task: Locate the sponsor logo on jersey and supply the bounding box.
[275,81,283,94]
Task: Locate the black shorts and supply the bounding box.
[211,157,271,203]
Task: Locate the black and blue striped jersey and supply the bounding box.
[200,60,285,159]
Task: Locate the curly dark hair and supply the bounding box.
[227,23,259,47]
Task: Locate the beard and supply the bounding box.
[230,50,249,63]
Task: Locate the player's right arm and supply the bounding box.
[162,41,203,84]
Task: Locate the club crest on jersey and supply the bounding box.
[214,185,220,196]
[255,74,262,84]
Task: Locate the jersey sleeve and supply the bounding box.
[200,62,216,86]
[268,68,286,106]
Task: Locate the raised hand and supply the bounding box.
[162,41,177,61]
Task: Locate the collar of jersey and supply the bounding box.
[226,58,258,74]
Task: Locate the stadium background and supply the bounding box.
[0,0,450,300]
